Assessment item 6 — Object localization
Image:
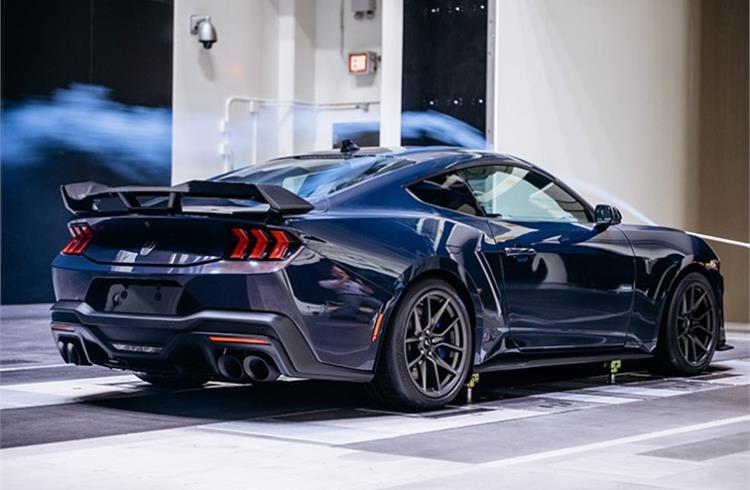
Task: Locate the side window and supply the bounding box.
[459,165,590,222]
[408,172,483,216]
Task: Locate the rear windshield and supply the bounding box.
[215,156,408,200]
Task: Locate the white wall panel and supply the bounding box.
[492,0,700,229]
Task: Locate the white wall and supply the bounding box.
[492,0,701,229]
[312,0,382,149]
[314,0,381,105]
[172,0,382,184]
[172,0,275,183]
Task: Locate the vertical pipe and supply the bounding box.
[485,0,497,150]
[252,106,259,165]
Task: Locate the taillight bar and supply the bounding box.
[268,230,290,259]
[61,223,94,255]
[208,335,270,345]
[229,228,250,260]
[228,227,297,261]
[249,229,269,259]
[51,322,76,332]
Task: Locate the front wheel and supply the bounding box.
[656,272,719,375]
[134,372,209,389]
[370,278,472,410]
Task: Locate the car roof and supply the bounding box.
[269,146,554,182]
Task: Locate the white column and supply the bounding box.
[379,0,403,147]
[275,0,296,157]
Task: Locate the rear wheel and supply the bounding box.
[371,278,472,410]
[656,272,719,375]
[134,372,209,389]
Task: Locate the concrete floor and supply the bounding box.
[1,304,749,489]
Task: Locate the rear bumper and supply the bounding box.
[50,301,372,382]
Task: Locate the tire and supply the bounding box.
[134,372,209,389]
[655,272,719,375]
[370,278,473,410]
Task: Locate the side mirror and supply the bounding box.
[594,204,622,227]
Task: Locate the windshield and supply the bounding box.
[215,156,408,200]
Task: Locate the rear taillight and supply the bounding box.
[268,230,290,259]
[228,227,297,261]
[61,223,94,255]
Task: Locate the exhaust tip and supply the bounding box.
[58,341,69,363]
[65,342,82,365]
[243,355,279,382]
[217,354,246,381]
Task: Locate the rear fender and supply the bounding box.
[378,250,507,368]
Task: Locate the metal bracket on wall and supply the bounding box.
[219,96,381,172]
[189,15,210,34]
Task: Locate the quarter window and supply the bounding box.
[459,165,590,222]
[409,173,483,216]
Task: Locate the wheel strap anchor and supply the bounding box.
[464,373,480,404]
[606,359,622,384]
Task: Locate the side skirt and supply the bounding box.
[474,349,653,373]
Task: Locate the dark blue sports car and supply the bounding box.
[50,143,729,409]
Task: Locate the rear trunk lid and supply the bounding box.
[82,216,233,267]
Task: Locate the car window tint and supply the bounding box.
[459,165,589,222]
[409,173,483,216]
[215,156,408,200]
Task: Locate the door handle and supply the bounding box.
[503,247,537,257]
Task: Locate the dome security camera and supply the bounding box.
[190,15,217,50]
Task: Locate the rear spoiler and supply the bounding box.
[60,180,314,216]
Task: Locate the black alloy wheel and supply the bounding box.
[675,282,716,366]
[404,290,470,398]
[370,278,472,410]
[657,272,719,375]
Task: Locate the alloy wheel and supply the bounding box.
[403,290,469,398]
[675,283,716,367]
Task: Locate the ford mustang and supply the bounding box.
[50,143,729,409]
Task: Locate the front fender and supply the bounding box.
[621,225,723,352]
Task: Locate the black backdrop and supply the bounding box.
[401,0,487,145]
[1,0,173,303]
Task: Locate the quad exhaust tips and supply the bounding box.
[242,355,280,382]
[58,340,89,366]
[217,354,247,381]
[217,354,279,382]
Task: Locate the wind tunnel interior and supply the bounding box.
[0,1,749,488]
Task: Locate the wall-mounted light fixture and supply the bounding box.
[190,15,217,49]
[348,51,379,75]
